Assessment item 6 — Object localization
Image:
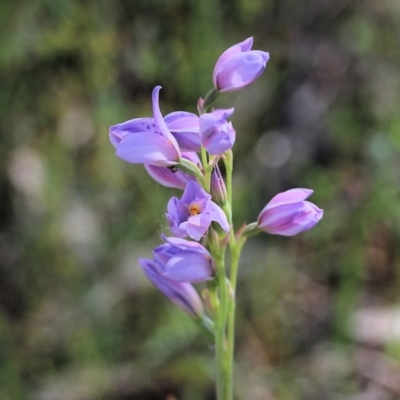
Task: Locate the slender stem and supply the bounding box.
[213,150,236,400]
[226,236,245,400]
[201,146,212,192]
[224,150,233,208]
[213,147,243,400]
[214,250,229,399]
[213,276,225,399]
[203,88,218,111]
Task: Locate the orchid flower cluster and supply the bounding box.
[110,37,323,400]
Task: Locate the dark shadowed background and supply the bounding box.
[1,0,400,399]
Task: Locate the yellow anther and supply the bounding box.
[189,204,201,216]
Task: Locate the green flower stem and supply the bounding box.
[208,281,224,400]
[208,143,242,400]
[224,150,233,207]
[226,235,245,399]
[201,146,212,192]
[179,158,205,187]
[212,149,237,400]
[203,88,218,111]
[212,149,251,399]
[214,249,229,400]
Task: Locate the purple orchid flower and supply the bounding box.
[199,108,236,155]
[144,152,201,190]
[213,37,270,93]
[109,86,181,167]
[166,181,229,241]
[258,188,323,236]
[152,236,215,282]
[164,111,201,152]
[140,258,204,318]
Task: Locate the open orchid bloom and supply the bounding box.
[166,181,229,241]
[258,188,323,236]
[109,86,181,167]
[199,108,236,155]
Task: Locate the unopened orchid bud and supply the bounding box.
[213,37,269,93]
[210,165,227,205]
[258,189,323,236]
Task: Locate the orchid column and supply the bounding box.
[109,37,323,400]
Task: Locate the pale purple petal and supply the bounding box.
[264,189,313,210]
[109,118,154,149]
[164,252,214,282]
[199,113,218,135]
[153,243,178,268]
[212,37,269,93]
[258,189,323,237]
[202,124,235,155]
[165,200,188,237]
[167,196,189,224]
[140,259,204,317]
[111,118,155,134]
[168,220,188,238]
[217,37,254,65]
[151,86,181,156]
[263,203,323,236]
[259,203,307,229]
[144,164,196,189]
[209,108,235,120]
[185,214,211,241]
[164,111,201,152]
[213,37,254,87]
[149,236,214,282]
[216,52,269,93]
[170,132,201,152]
[163,235,211,255]
[200,110,236,155]
[109,129,125,149]
[144,152,201,190]
[164,112,199,132]
[252,50,270,63]
[110,87,183,167]
[202,201,229,232]
[180,181,211,205]
[115,132,180,167]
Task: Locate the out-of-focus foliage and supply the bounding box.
[1,0,400,399]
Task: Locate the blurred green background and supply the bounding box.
[1,0,400,399]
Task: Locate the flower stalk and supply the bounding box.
[109,36,323,400]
